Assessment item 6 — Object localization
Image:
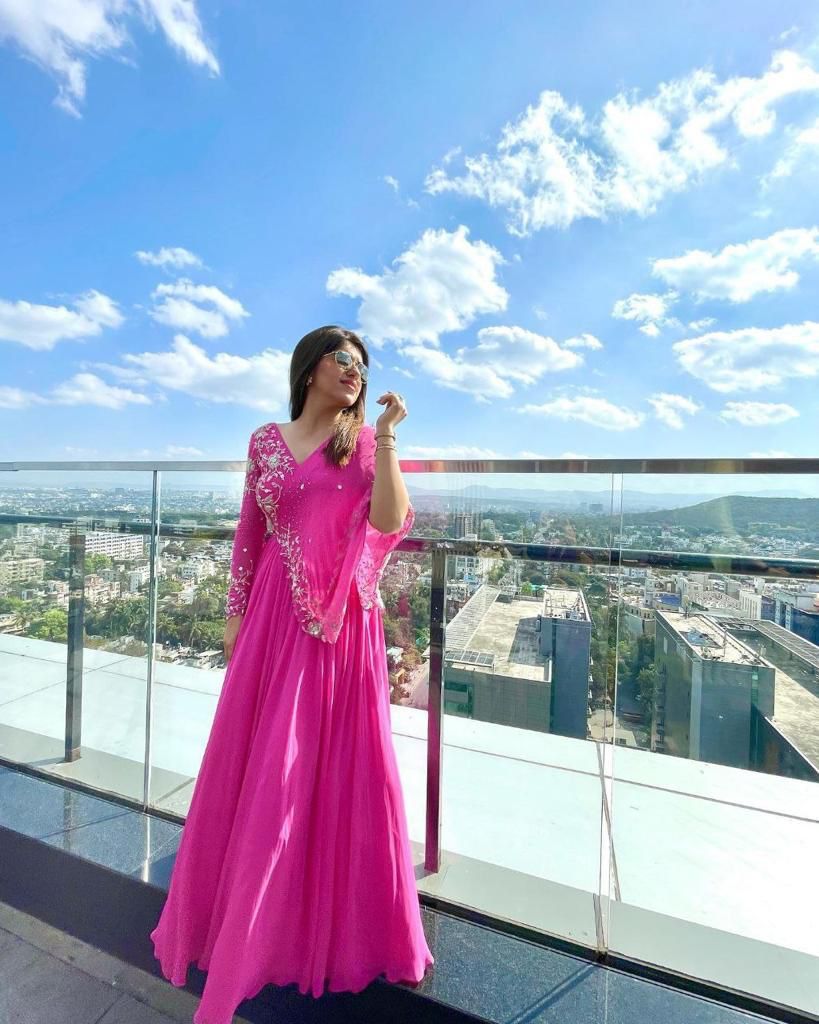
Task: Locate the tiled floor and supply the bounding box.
[0,764,803,1024]
[0,900,252,1024]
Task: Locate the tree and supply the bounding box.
[29,608,68,642]
[637,665,657,704]
[85,553,113,574]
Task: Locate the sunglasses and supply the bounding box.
[324,349,369,383]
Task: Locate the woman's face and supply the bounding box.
[311,339,366,408]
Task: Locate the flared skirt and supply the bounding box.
[150,535,433,1024]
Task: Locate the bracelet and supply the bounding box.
[376,443,397,452]
[375,432,395,440]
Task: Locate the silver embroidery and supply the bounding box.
[254,424,332,640]
[226,421,377,641]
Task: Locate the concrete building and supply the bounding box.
[536,589,592,740]
[653,611,774,771]
[82,532,145,561]
[772,586,819,646]
[622,601,655,638]
[450,513,495,584]
[722,618,819,783]
[0,558,45,586]
[424,584,591,738]
[738,589,775,621]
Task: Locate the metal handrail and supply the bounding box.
[3,513,819,577]
[3,456,819,474]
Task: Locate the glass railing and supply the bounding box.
[1,456,818,1016]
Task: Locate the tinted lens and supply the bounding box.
[334,350,368,382]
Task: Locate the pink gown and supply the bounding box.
[150,420,433,1024]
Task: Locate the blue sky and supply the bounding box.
[1,0,818,465]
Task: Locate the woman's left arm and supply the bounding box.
[369,443,410,534]
[368,392,410,534]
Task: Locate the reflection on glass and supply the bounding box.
[0,471,154,803]
[609,474,819,1017]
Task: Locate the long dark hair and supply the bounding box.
[289,325,369,467]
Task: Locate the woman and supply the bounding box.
[150,325,434,1024]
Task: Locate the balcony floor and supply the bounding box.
[2,632,818,1019]
[0,897,255,1023]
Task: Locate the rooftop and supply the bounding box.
[541,588,590,622]
[656,611,766,667]
[724,622,819,772]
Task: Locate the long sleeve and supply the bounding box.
[353,423,415,611]
[225,429,265,619]
[355,504,415,611]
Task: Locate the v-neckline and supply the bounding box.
[273,422,333,468]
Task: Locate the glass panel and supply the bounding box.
[143,466,231,815]
[424,469,622,948]
[609,472,819,1016]
[0,469,155,804]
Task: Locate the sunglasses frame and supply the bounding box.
[324,349,369,382]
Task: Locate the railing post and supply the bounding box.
[142,470,162,811]
[425,545,447,873]
[65,528,86,762]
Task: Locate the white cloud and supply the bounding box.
[49,372,151,409]
[403,443,503,459]
[165,444,205,457]
[398,325,585,403]
[0,0,219,116]
[326,225,508,347]
[398,345,513,402]
[688,317,716,330]
[62,442,208,458]
[0,385,44,409]
[652,227,819,302]
[97,333,292,411]
[749,449,794,457]
[465,326,584,379]
[518,394,645,430]
[719,401,799,426]
[0,289,124,350]
[0,374,146,410]
[143,0,218,74]
[381,175,420,210]
[73,290,123,326]
[563,332,604,350]
[761,116,819,185]
[424,49,819,235]
[648,392,702,429]
[611,291,680,335]
[674,320,819,391]
[149,279,249,338]
[135,246,203,269]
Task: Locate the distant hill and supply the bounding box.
[627,495,819,532]
[409,485,813,513]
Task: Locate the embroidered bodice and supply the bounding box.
[225,421,414,643]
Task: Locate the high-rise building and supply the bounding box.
[653,611,774,770]
[422,585,591,738]
[771,586,819,645]
[536,589,592,739]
